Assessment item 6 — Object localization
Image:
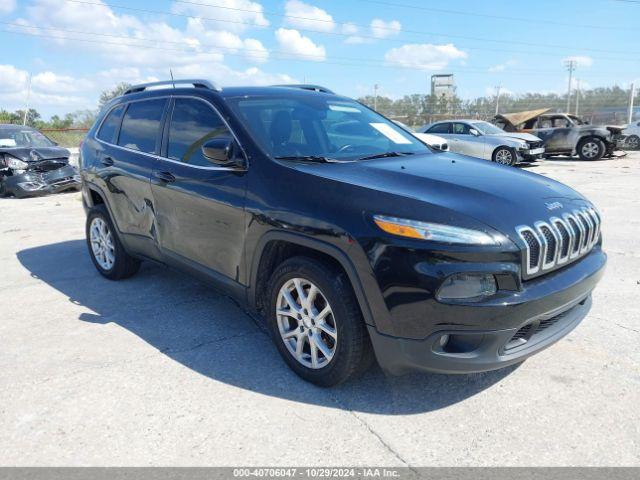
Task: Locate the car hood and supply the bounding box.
[2,146,70,162]
[292,152,591,236]
[486,132,542,142]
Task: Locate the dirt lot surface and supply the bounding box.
[1,153,639,466]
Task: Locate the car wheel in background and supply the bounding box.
[577,137,605,161]
[267,256,373,387]
[492,147,516,166]
[86,204,140,280]
[626,135,639,150]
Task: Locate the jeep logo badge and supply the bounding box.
[545,201,563,211]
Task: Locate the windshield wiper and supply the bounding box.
[357,151,416,161]
[274,155,339,163]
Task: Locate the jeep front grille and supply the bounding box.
[516,208,600,277]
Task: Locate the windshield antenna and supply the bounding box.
[170,69,175,89]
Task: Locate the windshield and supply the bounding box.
[0,129,55,148]
[568,115,587,125]
[471,121,506,135]
[227,96,430,161]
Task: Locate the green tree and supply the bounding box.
[99,82,132,108]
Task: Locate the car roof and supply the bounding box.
[0,124,38,132]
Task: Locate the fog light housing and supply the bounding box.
[436,273,497,302]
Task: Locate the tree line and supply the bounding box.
[1,83,634,130]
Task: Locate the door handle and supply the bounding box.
[100,156,114,166]
[152,171,176,183]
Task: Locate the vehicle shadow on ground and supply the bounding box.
[17,239,518,415]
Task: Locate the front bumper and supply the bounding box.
[519,147,545,161]
[1,165,80,198]
[368,249,606,375]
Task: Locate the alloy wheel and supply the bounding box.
[276,278,337,369]
[581,141,600,159]
[89,217,115,270]
[495,149,513,165]
[627,136,639,149]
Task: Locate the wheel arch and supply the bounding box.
[491,145,515,161]
[248,231,375,328]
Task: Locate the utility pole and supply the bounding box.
[628,82,636,124]
[494,85,501,115]
[575,79,580,116]
[22,73,32,126]
[373,84,379,111]
[565,60,577,113]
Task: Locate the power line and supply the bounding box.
[62,0,638,60]
[350,0,638,31]
[3,25,637,79]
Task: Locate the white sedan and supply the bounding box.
[623,120,640,149]
[392,120,449,151]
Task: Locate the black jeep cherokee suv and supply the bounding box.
[80,80,606,386]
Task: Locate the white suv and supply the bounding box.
[623,121,640,149]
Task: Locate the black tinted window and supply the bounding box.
[118,99,166,153]
[427,123,450,134]
[97,105,125,143]
[168,98,231,166]
[453,123,471,134]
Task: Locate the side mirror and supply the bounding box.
[202,137,245,168]
[469,128,480,136]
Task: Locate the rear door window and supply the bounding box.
[427,123,451,134]
[118,99,167,154]
[97,105,125,143]
[167,98,232,167]
[453,123,471,135]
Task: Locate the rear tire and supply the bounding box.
[626,135,640,150]
[577,137,605,161]
[86,204,140,280]
[266,256,373,387]
[492,146,517,166]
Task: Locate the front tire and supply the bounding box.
[626,135,640,150]
[492,147,517,166]
[86,205,140,280]
[267,256,373,387]
[577,137,605,161]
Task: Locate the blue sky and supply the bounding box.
[0,0,638,118]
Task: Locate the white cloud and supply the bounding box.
[0,64,29,93]
[384,43,467,70]
[370,19,401,39]
[171,0,269,33]
[170,63,296,86]
[563,55,593,68]
[275,28,326,61]
[0,0,16,15]
[284,0,335,32]
[243,38,269,63]
[341,22,358,35]
[32,71,93,93]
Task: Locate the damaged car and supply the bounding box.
[0,124,80,198]
[418,120,545,166]
[493,109,628,161]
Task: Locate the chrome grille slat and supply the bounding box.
[517,208,601,278]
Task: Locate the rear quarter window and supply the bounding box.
[96,105,125,143]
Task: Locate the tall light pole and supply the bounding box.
[494,85,501,115]
[22,73,32,126]
[373,84,379,111]
[628,82,636,124]
[575,79,580,116]
[565,60,577,113]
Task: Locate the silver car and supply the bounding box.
[419,120,545,166]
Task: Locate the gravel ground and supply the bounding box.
[1,152,638,466]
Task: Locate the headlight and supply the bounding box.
[437,273,497,302]
[6,156,28,170]
[516,142,528,150]
[373,215,497,245]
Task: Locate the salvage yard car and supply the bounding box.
[622,120,640,149]
[392,120,449,151]
[0,124,80,198]
[493,109,627,161]
[418,120,545,166]
[80,80,606,386]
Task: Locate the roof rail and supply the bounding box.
[123,79,222,95]
[273,84,334,94]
